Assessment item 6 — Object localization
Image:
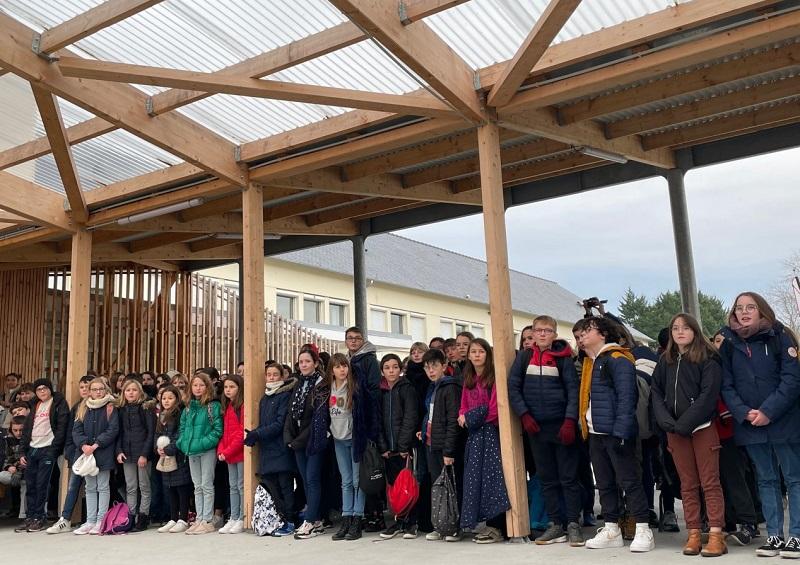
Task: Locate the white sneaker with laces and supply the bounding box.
[88,523,103,535]
[73,522,95,536]
[228,520,244,534]
[158,520,176,533]
[219,519,235,534]
[169,520,189,533]
[630,525,655,553]
[585,525,624,549]
[46,517,71,534]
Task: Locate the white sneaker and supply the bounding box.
[46,517,71,534]
[585,525,624,549]
[169,520,189,533]
[73,522,95,536]
[228,520,244,534]
[630,525,655,553]
[158,520,177,533]
[219,519,235,534]
[89,523,103,535]
[426,530,443,541]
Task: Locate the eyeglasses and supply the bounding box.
[35,386,49,391]
[345,336,363,342]
[89,387,105,392]
[533,328,555,335]
[734,304,758,313]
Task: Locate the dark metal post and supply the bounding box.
[352,235,368,333]
[666,168,702,322]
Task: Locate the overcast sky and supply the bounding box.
[396,146,800,312]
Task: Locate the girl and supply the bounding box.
[284,348,330,540]
[518,325,534,351]
[720,292,800,558]
[378,353,420,540]
[328,353,368,541]
[72,378,119,535]
[155,385,192,533]
[244,362,297,536]
[116,379,156,531]
[170,373,189,403]
[177,371,223,535]
[651,313,725,557]
[217,374,245,534]
[458,338,509,544]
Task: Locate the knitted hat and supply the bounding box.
[32,378,53,394]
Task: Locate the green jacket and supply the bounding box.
[177,399,223,456]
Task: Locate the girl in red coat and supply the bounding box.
[217,373,244,534]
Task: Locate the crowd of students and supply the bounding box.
[0,290,799,559]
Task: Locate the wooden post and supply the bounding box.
[60,229,92,511]
[241,182,265,527]
[477,120,529,538]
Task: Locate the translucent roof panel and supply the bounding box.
[0,74,41,147]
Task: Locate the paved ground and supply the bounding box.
[0,517,766,565]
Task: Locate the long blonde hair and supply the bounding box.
[117,379,145,407]
[75,378,110,422]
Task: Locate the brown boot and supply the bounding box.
[684,529,702,556]
[701,531,728,557]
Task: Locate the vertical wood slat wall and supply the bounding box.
[0,267,340,386]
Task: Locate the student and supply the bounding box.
[217,374,245,534]
[518,326,534,351]
[285,348,330,540]
[15,383,34,406]
[455,331,474,372]
[509,315,582,546]
[1,372,21,429]
[170,373,189,403]
[9,401,30,419]
[177,371,223,535]
[155,385,192,533]
[17,378,69,532]
[47,375,93,534]
[459,338,509,544]
[419,347,463,542]
[429,337,445,351]
[72,378,119,535]
[378,353,420,540]
[1,416,25,487]
[329,353,368,541]
[444,339,459,376]
[720,292,800,558]
[245,362,297,536]
[116,379,156,531]
[404,343,429,438]
[576,316,654,552]
[651,313,726,557]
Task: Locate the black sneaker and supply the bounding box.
[332,516,352,541]
[781,537,800,559]
[27,519,44,532]
[535,522,567,545]
[380,521,403,539]
[14,519,31,533]
[660,511,680,533]
[727,527,752,546]
[363,515,385,532]
[757,535,786,557]
[403,524,419,539]
[567,522,585,547]
[345,516,362,540]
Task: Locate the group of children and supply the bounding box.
[1,290,799,560]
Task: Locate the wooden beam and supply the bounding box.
[263,193,362,221]
[399,0,468,24]
[498,107,676,168]
[187,237,240,253]
[476,120,529,537]
[127,232,198,253]
[132,259,179,272]
[304,197,410,226]
[0,14,245,187]
[30,86,89,223]
[57,57,458,119]
[0,210,36,224]
[0,228,63,251]
[176,187,303,223]
[37,0,165,54]
[330,0,485,122]
[84,163,208,208]
[0,172,74,231]
[487,0,581,108]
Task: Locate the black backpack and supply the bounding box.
[358,440,385,496]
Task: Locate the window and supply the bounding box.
[455,322,468,334]
[410,316,426,341]
[472,325,484,338]
[439,320,453,339]
[329,302,347,327]
[390,312,405,334]
[370,308,386,331]
[303,298,321,323]
[276,294,295,318]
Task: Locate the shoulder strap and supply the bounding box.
[106,403,113,419]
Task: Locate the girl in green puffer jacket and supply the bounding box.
[177,372,222,534]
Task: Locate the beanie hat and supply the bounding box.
[32,378,53,394]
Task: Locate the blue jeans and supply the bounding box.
[227,462,244,521]
[188,449,216,522]
[295,450,323,522]
[334,439,365,517]
[746,443,800,537]
[85,470,111,524]
[61,470,83,520]
[23,446,55,520]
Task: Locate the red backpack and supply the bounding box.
[387,455,419,518]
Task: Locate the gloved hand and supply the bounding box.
[521,412,540,435]
[243,429,257,447]
[557,418,576,445]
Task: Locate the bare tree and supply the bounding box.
[768,250,800,335]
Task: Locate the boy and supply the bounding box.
[15,383,34,406]
[1,416,25,487]
[508,315,583,546]
[9,402,30,419]
[418,348,463,542]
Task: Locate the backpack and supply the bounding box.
[599,351,652,438]
[358,440,385,496]
[387,454,419,518]
[100,501,133,535]
[252,484,283,536]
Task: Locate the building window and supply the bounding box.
[410,316,426,342]
[455,322,468,335]
[329,302,347,327]
[472,325,484,338]
[439,320,453,339]
[303,298,321,323]
[370,308,386,331]
[390,312,405,335]
[276,294,295,318]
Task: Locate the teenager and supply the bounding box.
[518,326,534,351]
[651,313,726,557]
[155,386,192,533]
[217,374,245,534]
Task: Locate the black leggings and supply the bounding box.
[169,484,192,522]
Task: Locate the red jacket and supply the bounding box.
[217,404,244,464]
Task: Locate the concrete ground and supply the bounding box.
[0,516,766,565]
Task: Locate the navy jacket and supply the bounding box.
[587,348,638,440]
[72,402,120,471]
[63,400,82,465]
[116,402,156,461]
[245,378,296,475]
[720,323,800,446]
[508,341,578,423]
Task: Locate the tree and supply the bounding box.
[617,289,728,339]
[768,250,800,336]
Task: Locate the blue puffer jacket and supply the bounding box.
[585,346,638,440]
[720,322,800,446]
[244,378,296,475]
[507,340,578,423]
[72,398,120,471]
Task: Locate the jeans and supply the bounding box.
[23,446,56,520]
[61,471,83,520]
[227,462,244,521]
[746,442,800,537]
[295,450,323,522]
[334,439,365,517]
[85,470,111,524]
[122,460,152,514]
[719,438,757,526]
[188,449,217,522]
[263,472,295,525]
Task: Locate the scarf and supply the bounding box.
[265,381,284,396]
[728,314,772,340]
[578,344,635,440]
[290,371,320,422]
[86,394,114,409]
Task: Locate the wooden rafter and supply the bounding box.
[0,171,73,231]
[263,193,362,222]
[330,0,485,122]
[127,232,198,253]
[30,86,89,223]
[84,163,208,208]
[304,197,410,226]
[188,237,240,253]
[399,0,469,24]
[0,227,64,251]
[487,0,581,108]
[176,188,302,223]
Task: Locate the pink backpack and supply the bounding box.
[100,502,133,535]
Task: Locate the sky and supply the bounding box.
[396,146,800,312]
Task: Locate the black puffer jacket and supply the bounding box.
[404,361,430,429]
[422,375,463,458]
[116,402,156,461]
[651,353,721,437]
[154,411,192,488]
[378,377,419,454]
[21,392,70,456]
[63,400,82,464]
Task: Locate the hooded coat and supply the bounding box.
[507,340,578,423]
[578,344,638,440]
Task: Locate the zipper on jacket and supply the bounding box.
[674,353,682,416]
[389,390,395,452]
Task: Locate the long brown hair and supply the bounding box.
[220,373,244,414]
[664,313,717,364]
[463,338,495,390]
[157,385,183,432]
[730,291,776,325]
[326,352,356,410]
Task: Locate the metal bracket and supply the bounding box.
[144,97,154,116]
[31,33,42,54]
[398,1,410,25]
[234,146,242,162]
[473,72,481,90]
